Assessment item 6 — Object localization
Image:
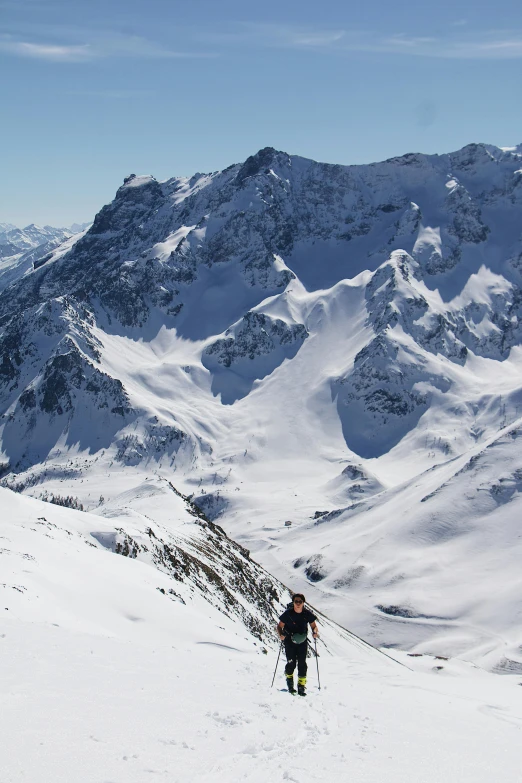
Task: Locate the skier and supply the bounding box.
[277,593,319,696]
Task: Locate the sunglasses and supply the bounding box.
[293,599,303,604]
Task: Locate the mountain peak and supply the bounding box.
[236,146,289,184]
[121,173,157,189]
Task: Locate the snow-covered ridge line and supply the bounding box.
[0,481,287,643]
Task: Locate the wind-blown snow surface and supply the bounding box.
[2,488,522,783]
[2,143,522,669]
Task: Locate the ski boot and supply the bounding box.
[285,674,296,694]
[297,676,307,697]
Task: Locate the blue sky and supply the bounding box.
[1,0,521,226]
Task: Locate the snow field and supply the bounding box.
[2,620,522,782]
[2,487,522,782]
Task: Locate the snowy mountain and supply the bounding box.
[2,143,522,670]
[0,222,89,295]
[0,222,17,233]
[69,221,92,234]
[0,222,73,254]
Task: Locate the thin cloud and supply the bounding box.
[0,39,94,61]
[376,32,522,59]
[291,31,346,47]
[94,34,217,60]
[199,23,346,50]
[199,22,522,60]
[0,31,217,63]
[4,20,522,63]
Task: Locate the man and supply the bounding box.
[277,593,319,696]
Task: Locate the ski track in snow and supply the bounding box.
[2,623,522,783]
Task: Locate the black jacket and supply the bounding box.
[278,607,316,638]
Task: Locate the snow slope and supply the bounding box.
[2,143,522,667]
[2,488,522,783]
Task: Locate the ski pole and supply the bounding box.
[314,637,321,690]
[271,641,283,688]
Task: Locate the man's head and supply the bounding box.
[292,593,305,612]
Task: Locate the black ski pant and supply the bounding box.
[284,638,307,678]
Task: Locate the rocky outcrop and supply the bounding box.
[203,311,308,403]
[205,311,308,367]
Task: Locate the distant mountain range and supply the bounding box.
[0,221,91,293]
[0,222,91,256]
[1,143,522,670]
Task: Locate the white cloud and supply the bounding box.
[199,23,346,50]
[290,31,346,47]
[93,34,217,60]
[367,31,522,59]
[199,22,522,60]
[0,39,94,61]
[0,31,217,63]
[3,21,522,64]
